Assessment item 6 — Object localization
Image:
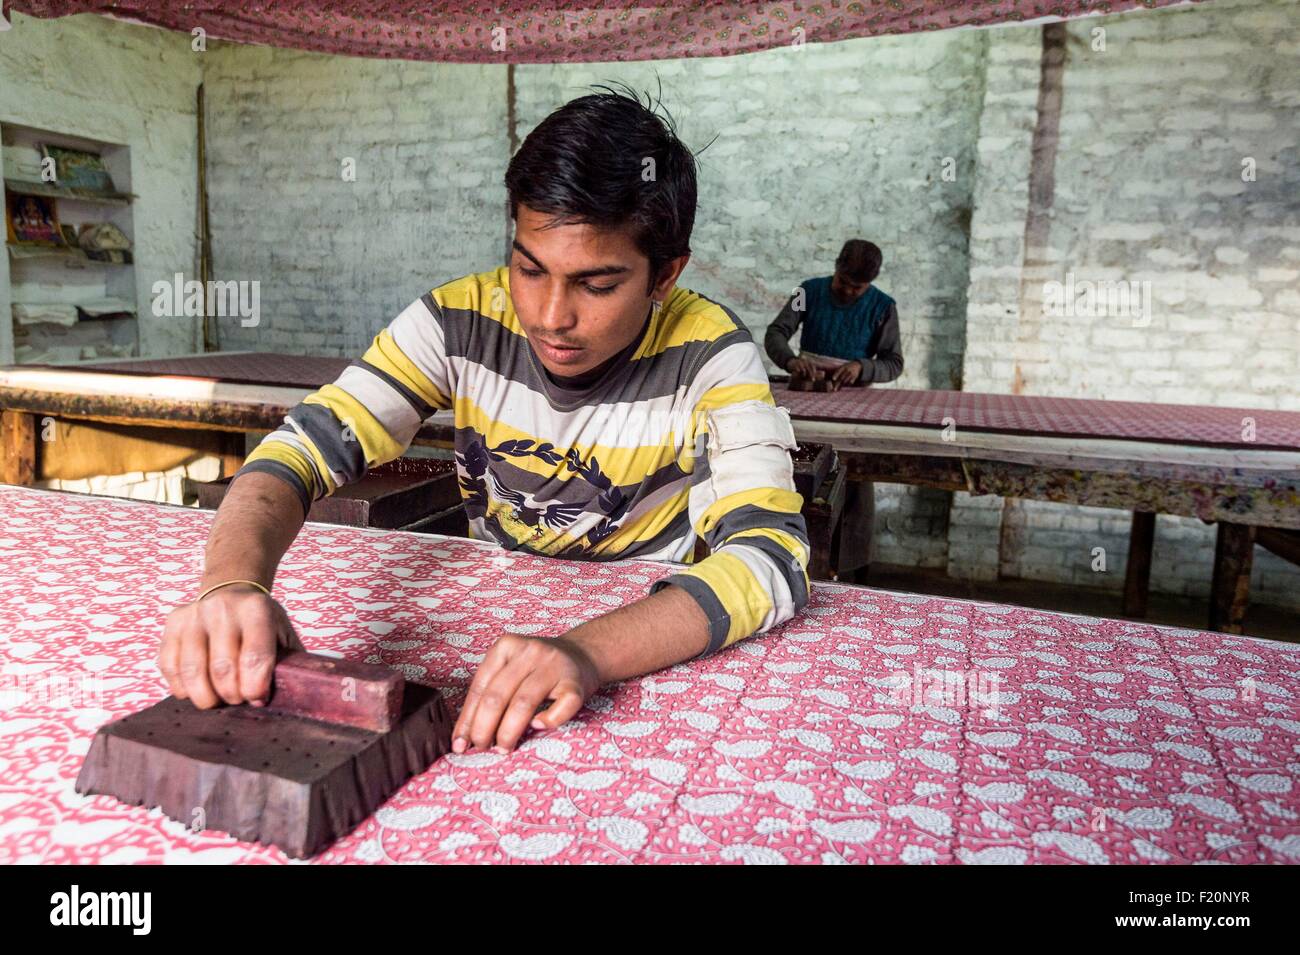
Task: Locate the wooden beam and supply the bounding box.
[0,393,457,450]
[1122,511,1156,618]
[1209,522,1256,634]
[841,450,969,491]
[1010,22,1068,390]
[963,459,1298,529]
[1256,526,1300,567]
[1,410,37,486]
[794,421,1300,479]
[841,449,1300,529]
[996,498,1022,580]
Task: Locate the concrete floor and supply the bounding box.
[851,563,1299,646]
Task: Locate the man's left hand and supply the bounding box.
[452,633,602,753]
[830,360,862,388]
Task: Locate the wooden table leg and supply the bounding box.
[1209,521,1256,634]
[805,469,846,582]
[217,431,246,479]
[1122,510,1156,618]
[1,410,37,486]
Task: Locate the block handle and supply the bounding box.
[266,652,403,733]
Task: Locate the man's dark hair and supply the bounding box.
[505,83,698,292]
[836,239,883,284]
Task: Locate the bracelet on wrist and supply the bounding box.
[197,579,270,602]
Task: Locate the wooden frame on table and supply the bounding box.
[794,419,1300,635]
[0,365,456,486]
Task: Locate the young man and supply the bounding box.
[764,240,903,583]
[159,88,810,754]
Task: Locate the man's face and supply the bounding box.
[831,269,870,307]
[509,204,682,377]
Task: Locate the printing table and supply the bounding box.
[773,382,1300,634]
[2,354,1297,632]
[1,485,1296,864]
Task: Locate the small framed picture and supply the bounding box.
[5,190,66,246]
[41,144,117,193]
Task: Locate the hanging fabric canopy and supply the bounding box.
[8,1,1200,63]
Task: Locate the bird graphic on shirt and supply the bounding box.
[485,469,587,530]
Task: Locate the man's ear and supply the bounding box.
[652,254,690,300]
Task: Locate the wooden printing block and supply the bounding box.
[789,371,816,392]
[789,370,839,393]
[75,652,452,859]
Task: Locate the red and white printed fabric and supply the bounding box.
[0,486,1296,864]
[773,384,1300,452]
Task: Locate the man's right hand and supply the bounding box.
[159,584,303,709]
[787,357,820,380]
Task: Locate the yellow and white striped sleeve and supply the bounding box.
[236,293,453,514]
[650,336,811,656]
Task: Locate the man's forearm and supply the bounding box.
[765,329,797,371]
[858,307,904,384]
[201,471,307,590]
[764,298,801,371]
[564,583,710,683]
[860,349,903,383]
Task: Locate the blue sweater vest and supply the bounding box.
[797,277,895,361]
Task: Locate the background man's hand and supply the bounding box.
[159,585,303,709]
[786,357,821,380]
[830,360,862,388]
[453,633,601,753]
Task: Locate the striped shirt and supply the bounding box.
[239,266,810,656]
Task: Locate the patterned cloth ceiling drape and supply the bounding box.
[6,1,1202,63]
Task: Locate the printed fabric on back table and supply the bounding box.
[772,384,1300,452]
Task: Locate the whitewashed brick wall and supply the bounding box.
[200,44,509,353]
[957,0,1300,611]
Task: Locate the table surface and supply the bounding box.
[772,383,1300,453]
[71,352,350,389]
[11,353,1299,452]
[1,485,1297,864]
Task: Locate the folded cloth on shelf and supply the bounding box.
[1,145,45,181]
[12,302,79,326]
[77,222,132,252]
